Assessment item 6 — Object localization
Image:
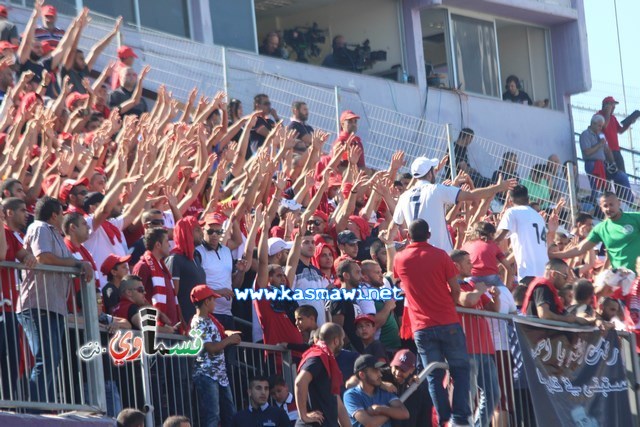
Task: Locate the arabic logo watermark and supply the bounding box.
[78,308,203,365]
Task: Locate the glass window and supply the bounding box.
[84,0,136,26]
[139,0,190,38]
[421,8,453,89]
[451,14,500,97]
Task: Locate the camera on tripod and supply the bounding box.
[283,23,327,63]
[336,39,387,72]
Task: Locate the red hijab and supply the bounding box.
[312,242,337,280]
[171,216,199,261]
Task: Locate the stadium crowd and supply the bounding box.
[0,3,639,427]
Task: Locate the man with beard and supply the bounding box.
[82,175,148,286]
[166,216,206,325]
[295,322,351,427]
[287,101,314,146]
[255,209,303,355]
[109,65,150,117]
[331,110,365,168]
[61,17,121,95]
[360,260,399,354]
[389,156,516,253]
[59,177,89,214]
[330,259,365,352]
[343,354,409,427]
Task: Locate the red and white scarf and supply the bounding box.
[67,205,122,246]
[142,250,182,330]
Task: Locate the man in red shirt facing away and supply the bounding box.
[393,219,471,426]
[598,96,636,173]
[331,110,365,169]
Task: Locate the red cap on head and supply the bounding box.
[58,177,89,203]
[311,210,328,223]
[65,92,90,110]
[0,6,8,18]
[390,349,417,372]
[354,314,375,326]
[42,5,57,16]
[602,96,619,105]
[340,110,360,122]
[190,284,221,303]
[117,45,138,60]
[100,254,132,276]
[0,41,18,51]
[200,212,226,226]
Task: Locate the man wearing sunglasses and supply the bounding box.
[129,209,166,266]
[60,178,90,215]
[249,94,279,157]
[112,275,174,332]
[197,212,243,331]
[521,259,591,325]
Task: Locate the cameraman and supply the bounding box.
[322,35,355,72]
[259,31,288,60]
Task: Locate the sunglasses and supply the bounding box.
[307,219,322,226]
[76,190,88,196]
[146,219,165,226]
[553,270,568,279]
[207,229,224,235]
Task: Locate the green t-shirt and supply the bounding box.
[521,178,551,209]
[587,212,640,270]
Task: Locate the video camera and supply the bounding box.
[283,23,327,63]
[335,40,387,72]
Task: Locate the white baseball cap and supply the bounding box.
[267,238,293,256]
[411,157,439,178]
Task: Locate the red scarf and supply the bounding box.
[64,237,100,313]
[67,205,122,246]
[171,216,199,261]
[142,250,182,331]
[522,277,565,315]
[208,313,227,336]
[298,341,342,395]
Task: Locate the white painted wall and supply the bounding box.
[255,0,403,75]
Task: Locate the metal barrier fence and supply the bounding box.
[0,261,105,413]
[456,306,640,427]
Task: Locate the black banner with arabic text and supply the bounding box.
[514,318,632,427]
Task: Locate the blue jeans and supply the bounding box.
[469,274,504,288]
[414,323,471,426]
[470,354,500,427]
[193,374,235,427]
[17,309,65,402]
[584,160,633,203]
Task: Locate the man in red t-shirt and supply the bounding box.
[330,110,366,169]
[598,96,636,173]
[0,198,36,399]
[451,249,501,427]
[393,219,471,426]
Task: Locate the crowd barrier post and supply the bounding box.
[222,46,229,98]
[446,123,457,179]
[565,160,579,228]
[334,86,341,136]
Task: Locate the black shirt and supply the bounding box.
[287,120,314,141]
[249,116,275,158]
[295,356,339,427]
[329,299,364,353]
[19,57,58,98]
[102,282,120,314]
[232,403,290,427]
[60,65,90,95]
[165,252,206,325]
[502,90,532,105]
[526,286,561,317]
[109,86,148,117]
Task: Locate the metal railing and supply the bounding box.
[456,306,640,427]
[0,261,105,414]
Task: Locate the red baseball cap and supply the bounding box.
[602,96,619,105]
[354,314,375,326]
[0,41,17,51]
[42,5,57,17]
[200,212,226,226]
[58,177,89,202]
[117,45,138,60]
[390,349,417,372]
[40,40,55,55]
[65,92,90,110]
[100,254,132,276]
[340,110,360,122]
[0,6,8,18]
[190,284,221,303]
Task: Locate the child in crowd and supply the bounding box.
[567,280,594,318]
[269,375,298,427]
[559,283,575,308]
[294,304,318,344]
[190,285,242,427]
[462,221,513,288]
[354,314,387,362]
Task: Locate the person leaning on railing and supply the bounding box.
[17,196,94,403]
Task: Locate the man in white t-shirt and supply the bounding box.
[496,184,552,282]
[390,156,516,252]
